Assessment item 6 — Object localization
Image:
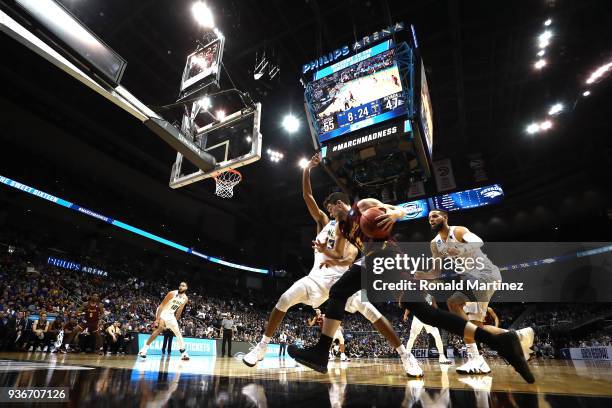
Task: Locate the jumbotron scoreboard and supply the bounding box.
[302,23,434,201]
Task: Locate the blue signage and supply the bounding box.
[313,40,393,81]
[351,22,405,53]
[0,174,268,274]
[302,22,405,76]
[430,184,504,212]
[397,199,430,221]
[137,333,216,356]
[28,315,57,321]
[48,256,109,277]
[302,45,350,76]
[396,184,504,222]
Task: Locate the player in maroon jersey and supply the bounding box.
[391,74,399,87]
[58,312,79,353]
[307,308,325,329]
[288,193,534,383]
[62,294,105,354]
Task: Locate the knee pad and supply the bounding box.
[358,302,382,323]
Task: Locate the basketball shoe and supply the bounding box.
[401,352,424,377]
[242,342,267,367]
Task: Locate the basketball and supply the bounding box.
[360,207,391,239]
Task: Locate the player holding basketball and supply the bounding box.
[308,308,348,361]
[139,282,190,361]
[62,294,104,354]
[243,154,421,375]
[416,209,533,374]
[288,195,535,383]
[403,293,452,364]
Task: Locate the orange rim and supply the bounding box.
[213,168,242,181]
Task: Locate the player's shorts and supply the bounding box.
[276,276,382,323]
[79,320,100,333]
[276,276,330,310]
[332,328,344,344]
[410,316,440,336]
[159,313,180,333]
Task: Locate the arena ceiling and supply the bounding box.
[0,0,610,272]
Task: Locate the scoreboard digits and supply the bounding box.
[336,92,404,129]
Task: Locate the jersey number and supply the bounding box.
[171,304,180,311]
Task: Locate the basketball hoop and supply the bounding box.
[213,169,242,198]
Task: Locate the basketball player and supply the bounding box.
[30,312,50,351]
[243,154,421,376]
[58,312,78,353]
[138,282,190,361]
[62,294,104,354]
[392,74,399,87]
[417,209,534,374]
[403,294,452,364]
[308,308,348,361]
[288,194,535,383]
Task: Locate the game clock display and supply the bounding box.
[336,92,404,128]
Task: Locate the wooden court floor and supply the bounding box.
[0,352,610,407]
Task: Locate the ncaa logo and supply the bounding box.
[480,186,503,199]
[403,202,424,219]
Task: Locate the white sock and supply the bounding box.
[141,344,149,352]
[466,343,479,356]
[261,335,271,344]
[396,345,407,355]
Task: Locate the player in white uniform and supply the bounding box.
[243,154,416,373]
[138,282,190,360]
[403,293,452,364]
[417,210,533,374]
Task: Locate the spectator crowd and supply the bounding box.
[1,251,611,359]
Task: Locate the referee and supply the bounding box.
[220,313,235,357]
[279,331,288,358]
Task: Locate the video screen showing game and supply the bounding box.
[180,39,222,92]
[308,47,407,143]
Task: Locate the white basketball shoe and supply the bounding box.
[242,343,267,367]
[401,352,424,377]
[456,354,491,374]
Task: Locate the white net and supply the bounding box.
[214,169,242,198]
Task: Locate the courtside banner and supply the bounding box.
[137,334,216,356]
[360,242,612,303]
[568,347,612,360]
[324,120,406,157]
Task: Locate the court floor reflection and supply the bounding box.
[0,353,611,407]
